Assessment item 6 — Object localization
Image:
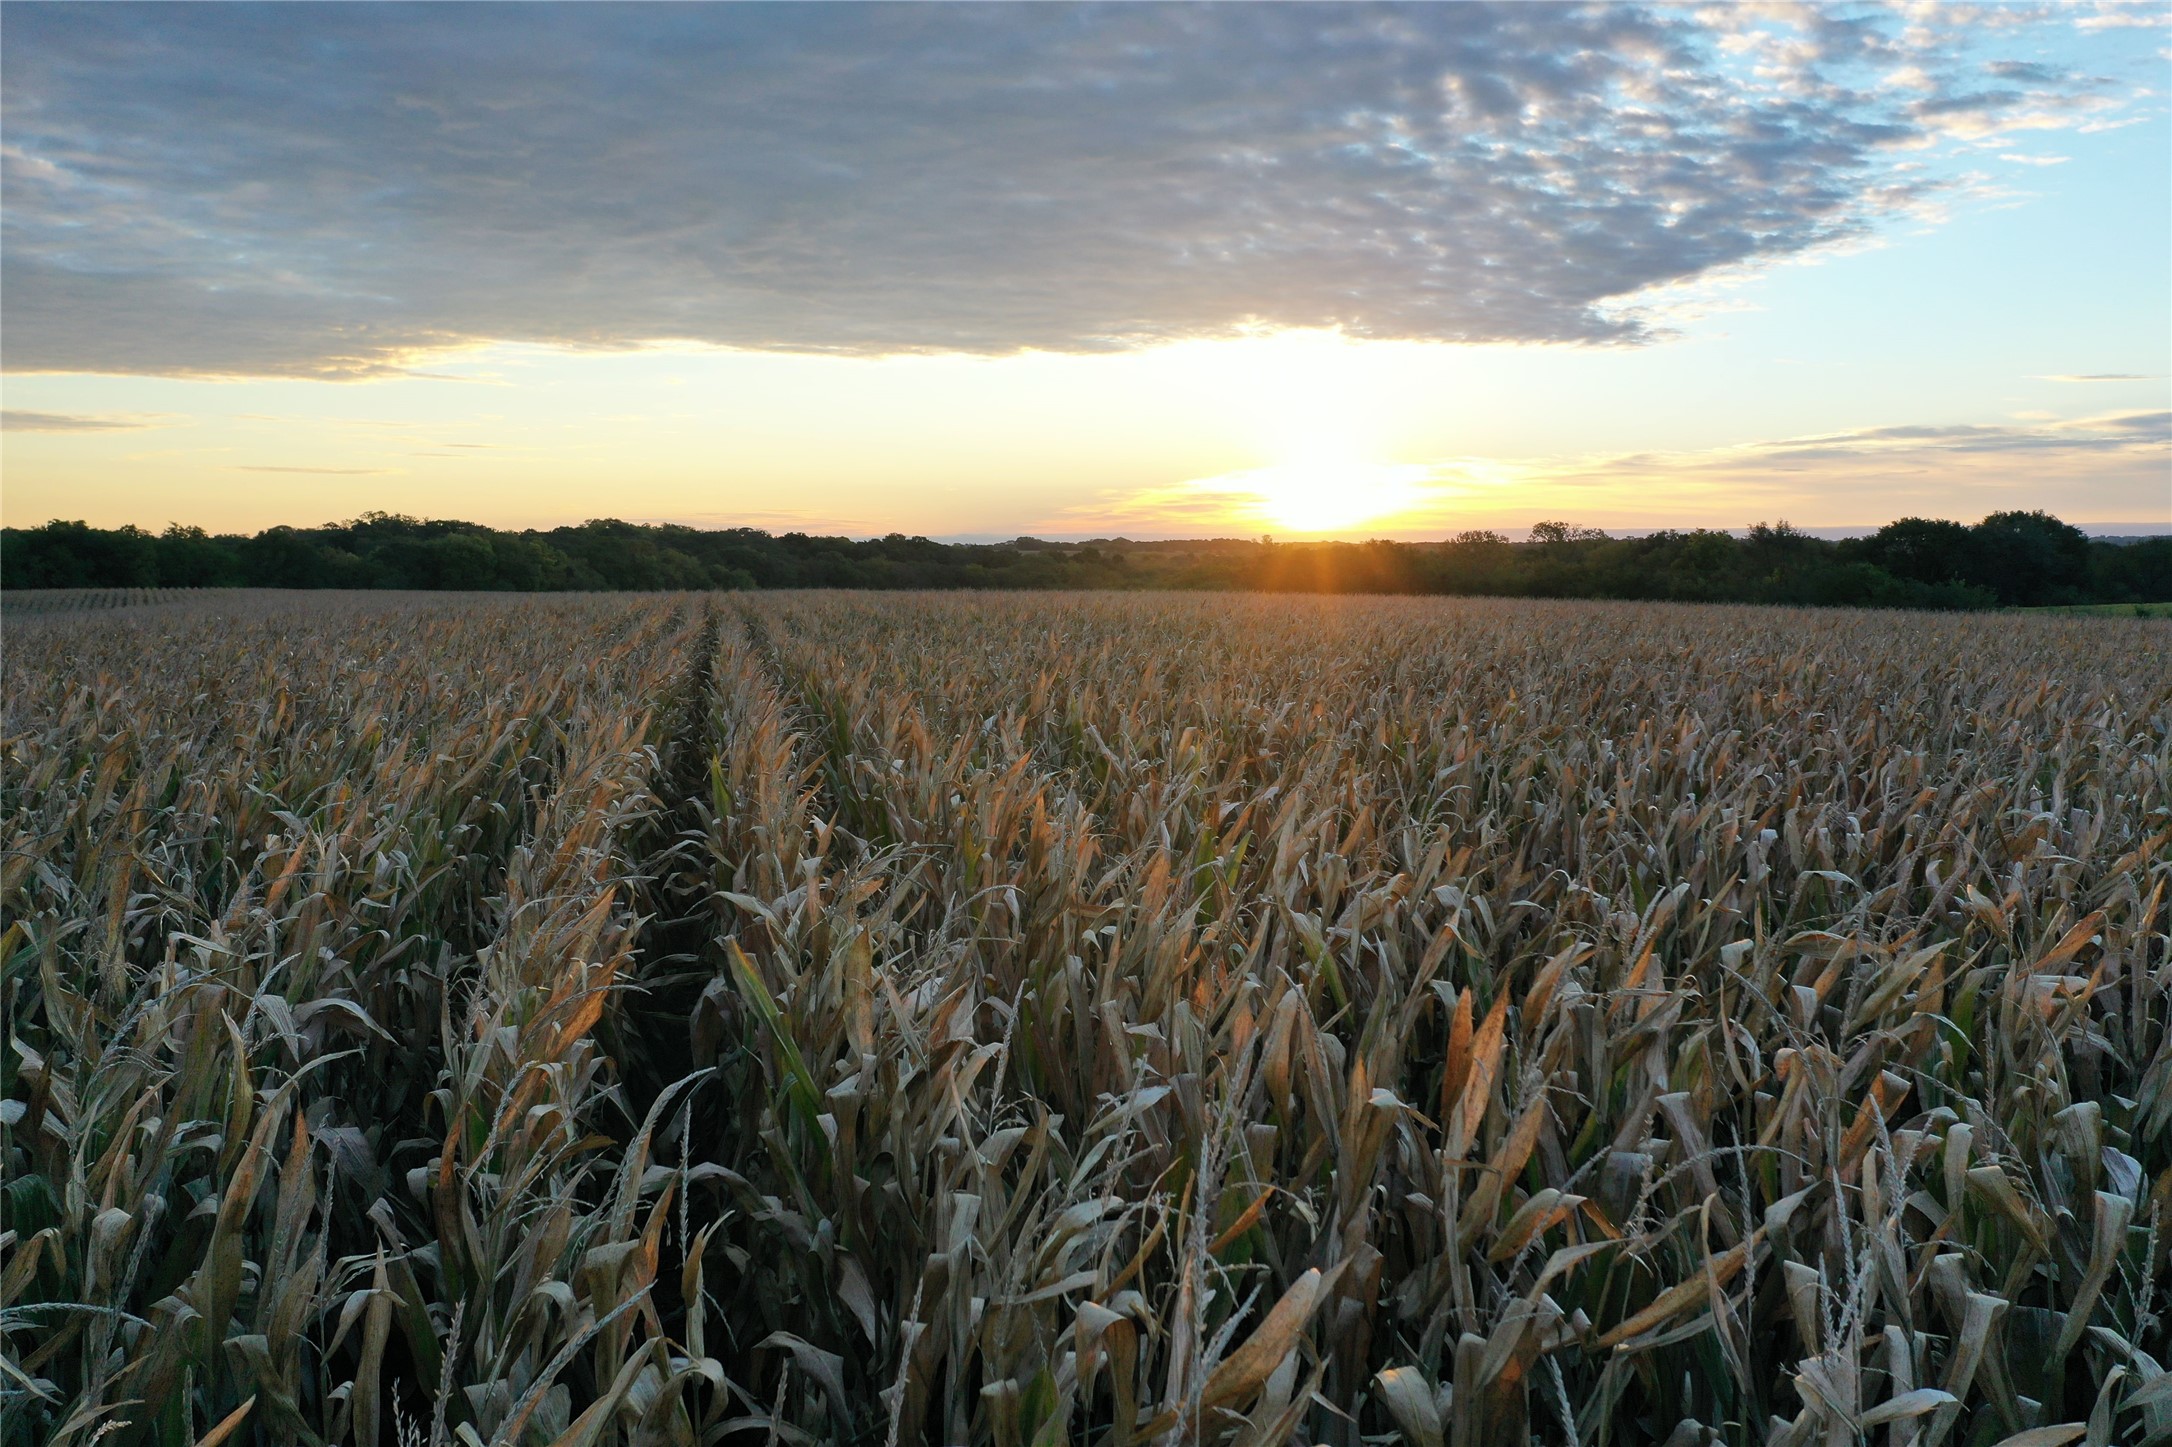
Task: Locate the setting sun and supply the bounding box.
[1246,454,1428,533]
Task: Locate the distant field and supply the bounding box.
[0,585,214,614]
[5,590,2166,1446]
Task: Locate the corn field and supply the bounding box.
[4,589,2168,1447]
[0,589,222,617]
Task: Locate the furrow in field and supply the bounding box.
[1,592,703,1445]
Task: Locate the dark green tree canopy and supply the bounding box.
[4,511,2166,610]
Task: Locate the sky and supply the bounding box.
[3,2,2168,541]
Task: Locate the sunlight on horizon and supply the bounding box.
[1187,453,1433,535]
[1182,330,1438,534]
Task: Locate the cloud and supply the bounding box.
[2075,4,2172,33]
[0,5,2155,378]
[637,509,882,534]
[1077,410,2171,536]
[1,408,166,431]
[1508,410,2171,519]
[234,464,391,475]
[2036,372,2165,381]
[1744,409,2170,456]
[1986,61,2068,84]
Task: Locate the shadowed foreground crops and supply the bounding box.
[4,590,2168,1447]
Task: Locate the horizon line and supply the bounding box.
[9,514,2171,546]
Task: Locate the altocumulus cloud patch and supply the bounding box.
[0,3,2146,378]
[0,409,167,432]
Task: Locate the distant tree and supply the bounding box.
[1666,530,1741,600]
[0,520,159,587]
[486,536,577,591]
[1855,517,1978,587]
[1746,520,1811,551]
[1529,521,1609,544]
[153,525,243,586]
[419,533,499,589]
[1971,510,2090,606]
[6,510,2160,609]
[239,527,336,588]
[2089,537,2172,603]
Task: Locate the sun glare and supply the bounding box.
[1246,456,1427,533]
[1177,329,1437,534]
[1166,435,1432,537]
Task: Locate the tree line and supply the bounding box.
[4,509,2166,609]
